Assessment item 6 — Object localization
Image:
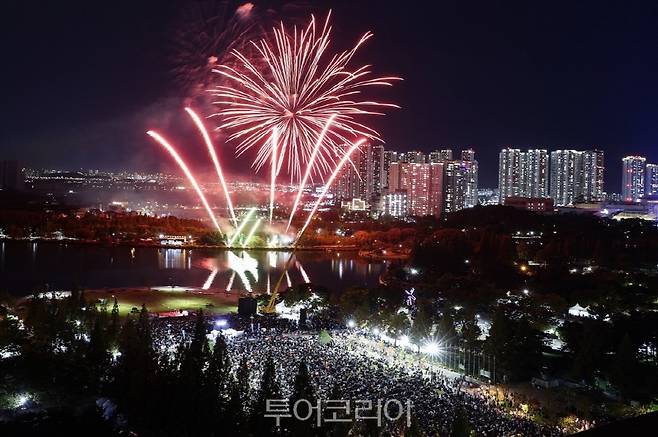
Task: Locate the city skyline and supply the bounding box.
[2,1,658,189]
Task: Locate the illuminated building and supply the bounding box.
[580,150,605,202]
[461,149,479,208]
[498,148,524,202]
[498,148,550,203]
[369,144,386,201]
[388,162,443,217]
[548,149,604,205]
[550,150,581,206]
[400,163,431,216]
[622,155,646,202]
[461,148,476,162]
[428,149,453,163]
[443,161,467,213]
[429,163,445,216]
[404,150,426,164]
[524,149,549,198]
[504,196,554,212]
[382,150,397,190]
[646,163,658,196]
[382,190,408,217]
[332,143,386,204]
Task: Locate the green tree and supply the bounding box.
[612,334,637,398]
[438,311,457,341]
[108,297,120,342]
[410,305,433,353]
[386,312,410,347]
[288,360,317,436]
[225,376,248,435]
[179,311,211,433]
[461,314,482,351]
[87,317,109,389]
[252,354,281,436]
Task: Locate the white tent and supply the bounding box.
[568,303,593,318]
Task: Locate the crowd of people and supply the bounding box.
[151,314,561,436]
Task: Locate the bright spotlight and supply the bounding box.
[16,394,30,407]
[424,341,440,356]
[373,327,380,336]
[215,319,228,327]
[347,320,356,328]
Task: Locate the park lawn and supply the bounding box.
[84,288,239,316]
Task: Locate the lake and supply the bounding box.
[0,241,387,296]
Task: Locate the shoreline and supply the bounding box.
[0,236,360,252]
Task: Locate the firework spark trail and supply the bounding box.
[295,139,365,243]
[225,271,236,291]
[228,207,256,246]
[269,127,278,225]
[185,107,237,227]
[243,217,262,247]
[286,114,336,232]
[146,131,223,235]
[211,12,399,184]
[202,267,219,290]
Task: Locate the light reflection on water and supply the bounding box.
[0,242,388,295]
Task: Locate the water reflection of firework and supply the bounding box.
[199,250,311,292]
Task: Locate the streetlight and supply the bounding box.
[423,340,440,356]
[15,394,30,408]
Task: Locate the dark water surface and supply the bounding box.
[0,241,387,295]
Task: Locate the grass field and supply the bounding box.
[84,287,240,316]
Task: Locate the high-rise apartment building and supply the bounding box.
[622,156,646,202]
[550,150,581,206]
[368,144,385,200]
[332,143,386,204]
[443,161,467,214]
[524,149,549,198]
[382,190,408,218]
[388,162,443,217]
[498,148,550,202]
[498,148,524,202]
[461,149,476,162]
[547,149,605,205]
[428,149,453,163]
[646,163,658,197]
[460,150,479,208]
[580,150,605,202]
[404,151,426,164]
[382,150,397,190]
[332,161,361,201]
[499,147,603,206]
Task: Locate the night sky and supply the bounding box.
[2,0,658,190]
